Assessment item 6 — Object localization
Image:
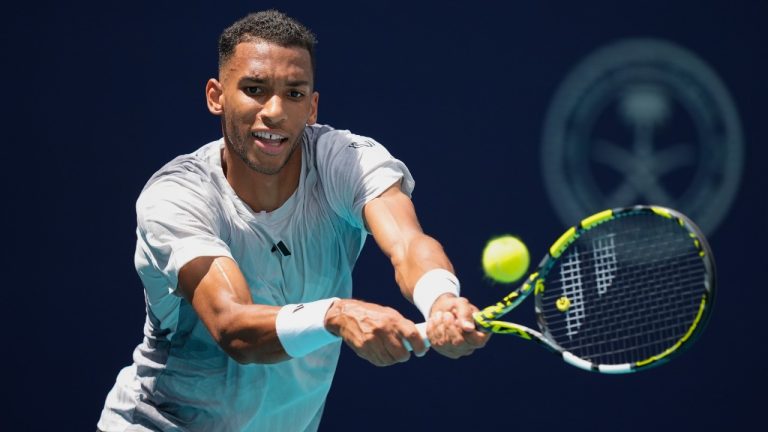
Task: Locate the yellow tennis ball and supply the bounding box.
[482,235,530,283]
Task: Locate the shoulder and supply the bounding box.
[306,124,392,169]
[137,141,224,220]
[143,141,220,189]
[308,124,381,151]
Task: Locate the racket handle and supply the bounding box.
[403,322,430,352]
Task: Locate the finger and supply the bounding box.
[462,329,491,348]
[438,311,458,345]
[368,315,416,364]
[441,312,468,347]
[383,330,411,364]
[401,322,428,357]
[441,312,480,356]
[349,331,400,367]
[373,341,401,366]
[452,299,479,332]
[427,311,444,346]
[435,311,454,346]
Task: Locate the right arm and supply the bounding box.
[139,176,294,364]
[178,255,425,366]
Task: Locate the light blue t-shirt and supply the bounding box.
[98,124,415,431]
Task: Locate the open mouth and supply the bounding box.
[252,131,289,155]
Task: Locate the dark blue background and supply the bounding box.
[5,1,766,430]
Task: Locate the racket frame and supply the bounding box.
[472,205,716,374]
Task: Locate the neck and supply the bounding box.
[221,144,302,213]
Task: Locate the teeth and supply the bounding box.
[252,131,286,140]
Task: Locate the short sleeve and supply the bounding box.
[315,130,415,230]
[136,174,233,293]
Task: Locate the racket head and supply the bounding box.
[531,205,715,373]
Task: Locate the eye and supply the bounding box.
[288,90,305,99]
[245,86,263,96]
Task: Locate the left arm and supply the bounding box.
[363,183,489,358]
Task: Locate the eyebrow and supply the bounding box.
[240,76,311,87]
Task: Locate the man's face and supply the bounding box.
[214,41,318,175]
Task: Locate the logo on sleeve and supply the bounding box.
[348,139,377,149]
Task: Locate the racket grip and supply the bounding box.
[403,322,430,352]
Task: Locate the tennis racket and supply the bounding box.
[407,205,716,374]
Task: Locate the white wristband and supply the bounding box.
[413,269,460,319]
[275,297,341,358]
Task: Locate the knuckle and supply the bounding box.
[358,334,377,348]
[352,341,366,352]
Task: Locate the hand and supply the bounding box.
[324,299,428,366]
[426,294,490,359]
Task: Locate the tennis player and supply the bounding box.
[97,10,489,431]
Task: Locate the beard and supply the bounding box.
[222,115,303,176]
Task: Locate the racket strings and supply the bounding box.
[537,213,709,366]
[552,273,703,364]
[545,247,703,340]
[542,265,705,323]
[544,260,704,324]
[543,284,703,342]
[546,301,703,355]
[579,330,694,359]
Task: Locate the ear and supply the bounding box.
[307,91,319,125]
[206,78,224,116]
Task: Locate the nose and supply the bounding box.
[260,95,287,126]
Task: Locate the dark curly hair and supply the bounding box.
[218,10,318,77]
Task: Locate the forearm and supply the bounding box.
[361,185,457,313]
[212,299,342,364]
[211,303,288,364]
[180,256,338,364]
[391,233,454,303]
[362,185,489,358]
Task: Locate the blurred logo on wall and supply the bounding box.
[541,38,743,235]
